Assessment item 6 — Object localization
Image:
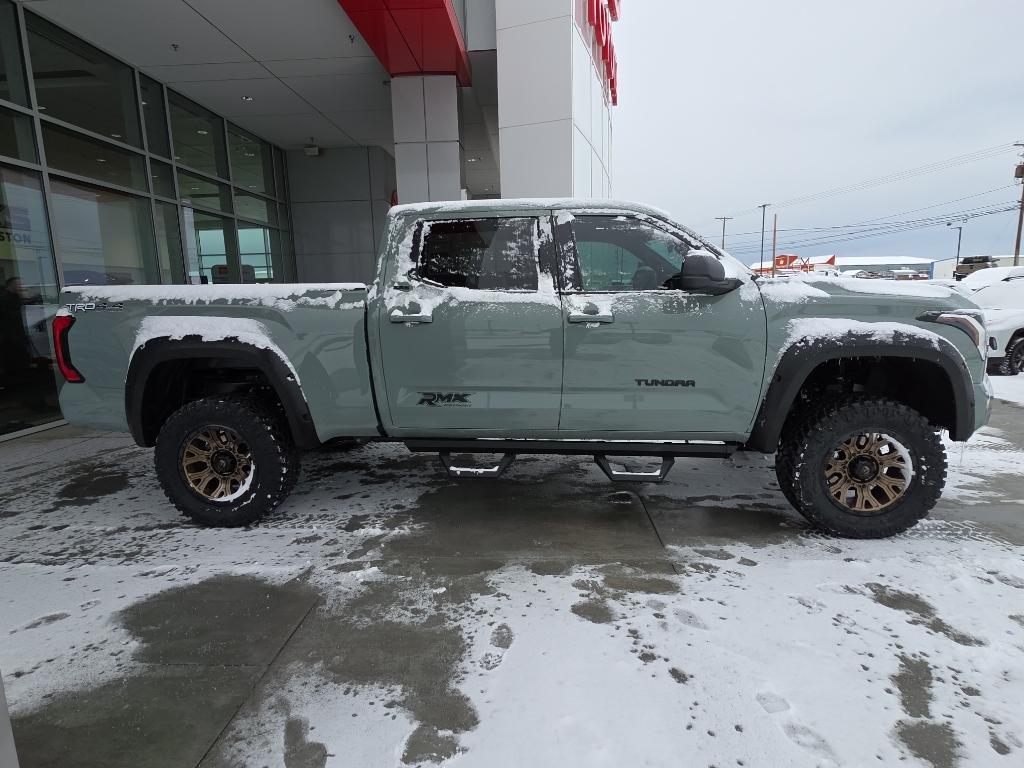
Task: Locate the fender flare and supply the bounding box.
[744,331,975,452]
[125,338,321,449]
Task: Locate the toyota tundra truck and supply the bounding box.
[53,199,992,538]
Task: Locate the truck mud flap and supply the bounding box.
[594,454,675,483]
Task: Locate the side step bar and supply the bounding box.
[594,455,674,483]
[439,451,516,479]
[404,439,737,458]
[406,439,738,484]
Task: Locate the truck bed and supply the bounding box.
[57,284,378,442]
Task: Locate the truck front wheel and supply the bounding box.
[154,397,299,527]
[784,397,946,538]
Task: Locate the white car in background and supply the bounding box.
[959,267,1024,375]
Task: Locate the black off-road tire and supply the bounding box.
[998,335,1024,376]
[774,425,801,511]
[155,397,299,527]
[783,397,946,538]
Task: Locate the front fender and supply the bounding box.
[745,330,974,452]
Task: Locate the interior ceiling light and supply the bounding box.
[196,129,208,135]
[110,133,122,139]
[467,157,480,163]
[95,158,106,163]
[241,95,254,102]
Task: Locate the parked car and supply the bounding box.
[954,255,998,281]
[54,199,991,539]
[964,269,1024,375]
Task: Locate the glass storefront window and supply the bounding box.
[0,105,37,162]
[140,75,171,158]
[237,225,276,283]
[42,123,148,192]
[25,13,141,146]
[229,124,273,195]
[169,92,228,179]
[233,191,277,226]
[0,163,62,435]
[178,169,231,213]
[150,158,175,199]
[182,208,234,284]
[154,201,183,284]
[49,177,159,284]
[1,0,29,107]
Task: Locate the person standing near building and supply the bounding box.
[0,277,32,376]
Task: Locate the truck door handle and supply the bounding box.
[568,312,614,324]
[389,309,433,324]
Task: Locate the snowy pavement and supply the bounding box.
[1,392,1023,768]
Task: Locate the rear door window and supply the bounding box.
[416,217,539,291]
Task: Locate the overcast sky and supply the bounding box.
[612,0,1024,265]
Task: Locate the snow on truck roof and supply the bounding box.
[388,197,677,220]
[387,197,715,250]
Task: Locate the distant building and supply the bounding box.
[750,254,956,279]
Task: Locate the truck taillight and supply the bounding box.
[52,313,85,383]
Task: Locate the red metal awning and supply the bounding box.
[338,0,471,86]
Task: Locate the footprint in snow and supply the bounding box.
[673,608,708,630]
[480,623,514,670]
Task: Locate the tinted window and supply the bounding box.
[571,216,690,292]
[140,75,170,157]
[0,1,29,106]
[417,217,539,290]
[169,91,228,178]
[26,13,141,146]
[42,122,148,191]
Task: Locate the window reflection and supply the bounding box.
[0,164,61,434]
[49,177,160,285]
[169,92,228,178]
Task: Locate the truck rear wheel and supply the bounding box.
[783,397,946,538]
[155,397,299,527]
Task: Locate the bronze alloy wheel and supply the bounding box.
[180,425,254,502]
[824,431,914,515]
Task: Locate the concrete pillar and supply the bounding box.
[0,671,19,768]
[391,75,463,203]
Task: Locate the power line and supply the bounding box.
[727,201,1018,252]
[726,142,1018,220]
[721,184,1017,240]
[731,204,1017,260]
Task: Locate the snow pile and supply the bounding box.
[132,316,300,382]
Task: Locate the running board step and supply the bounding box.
[595,454,675,483]
[439,451,516,479]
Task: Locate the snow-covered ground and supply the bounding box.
[990,374,1024,407]
[2,396,1024,768]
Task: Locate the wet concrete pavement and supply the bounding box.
[1,400,1023,767]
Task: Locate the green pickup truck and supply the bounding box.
[54,199,992,538]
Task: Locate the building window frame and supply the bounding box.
[0,0,295,287]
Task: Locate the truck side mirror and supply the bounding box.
[666,251,744,296]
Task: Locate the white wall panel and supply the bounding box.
[573,125,592,196]
[495,0,570,31]
[394,143,430,202]
[500,120,573,198]
[496,16,572,128]
[427,142,463,201]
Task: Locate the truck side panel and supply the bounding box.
[57,285,378,442]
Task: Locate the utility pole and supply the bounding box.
[772,213,778,277]
[1014,147,1024,266]
[759,203,771,275]
[947,223,963,267]
[714,216,732,249]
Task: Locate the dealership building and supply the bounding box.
[0,0,620,439]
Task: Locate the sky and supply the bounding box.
[612,0,1024,265]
